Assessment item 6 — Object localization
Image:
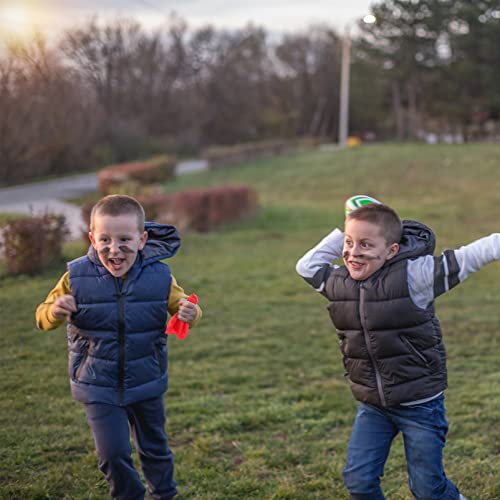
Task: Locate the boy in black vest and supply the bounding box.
[36,194,202,500]
[296,196,499,499]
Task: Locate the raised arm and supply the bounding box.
[295,228,344,293]
[408,233,500,309]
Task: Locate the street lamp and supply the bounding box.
[338,14,376,147]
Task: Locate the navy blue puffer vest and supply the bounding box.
[66,223,180,406]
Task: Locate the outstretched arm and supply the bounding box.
[295,228,344,294]
[453,233,500,281]
[408,233,500,309]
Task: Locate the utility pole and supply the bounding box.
[338,15,376,147]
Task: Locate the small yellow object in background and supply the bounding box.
[347,136,362,147]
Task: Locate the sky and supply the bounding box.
[0,0,377,40]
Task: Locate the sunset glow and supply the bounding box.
[0,3,32,37]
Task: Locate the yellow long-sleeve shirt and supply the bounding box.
[36,271,202,331]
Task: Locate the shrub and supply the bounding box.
[137,194,174,223]
[202,137,324,170]
[99,180,165,198]
[170,189,212,231]
[97,155,177,195]
[168,185,258,232]
[207,185,258,228]
[203,139,299,169]
[79,185,257,235]
[2,214,69,275]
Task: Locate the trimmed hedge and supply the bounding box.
[164,185,258,232]
[81,185,257,234]
[2,214,69,275]
[203,137,320,170]
[97,155,177,194]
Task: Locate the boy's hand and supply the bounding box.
[51,294,77,319]
[177,298,197,323]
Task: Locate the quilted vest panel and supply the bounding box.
[325,260,447,407]
[67,255,171,405]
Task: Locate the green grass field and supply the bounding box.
[1,143,499,499]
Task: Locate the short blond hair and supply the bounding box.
[90,195,145,232]
[346,203,402,244]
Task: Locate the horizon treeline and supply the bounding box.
[1,0,499,184]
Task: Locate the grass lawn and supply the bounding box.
[0,213,25,225]
[1,143,499,499]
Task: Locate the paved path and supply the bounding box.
[0,174,97,239]
[0,160,208,240]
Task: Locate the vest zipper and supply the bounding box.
[116,279,125,405]
[359,286,386,407]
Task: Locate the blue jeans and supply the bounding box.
[84,396,177,500]
[343,395,461,500]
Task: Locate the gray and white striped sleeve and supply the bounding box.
[407,233,500,309]
[295,229,344,293]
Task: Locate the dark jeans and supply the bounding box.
[343,395,462,500]
[84,396,177,500]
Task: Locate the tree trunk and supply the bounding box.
[407,79,419,140]
[392,80,405,141]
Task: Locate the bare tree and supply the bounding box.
[274,27,341,139]
[0,34,101,183]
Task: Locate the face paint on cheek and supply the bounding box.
[98,245,135,255]
[343,250,381,261]
[119,245,135,253]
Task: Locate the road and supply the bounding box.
[0,160,208,239]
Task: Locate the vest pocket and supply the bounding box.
[336,333,348,375]
[400,335,429,365]
[154,343,167,374]
[75,349,89,380]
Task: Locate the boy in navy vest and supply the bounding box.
[36,194,202,500]
[296,196,499,499]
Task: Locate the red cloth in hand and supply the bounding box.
[166,293,198,340]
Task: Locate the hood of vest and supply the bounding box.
[385,219,435,266]
[86,221,181,268]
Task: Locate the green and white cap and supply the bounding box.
[345,195,382,216]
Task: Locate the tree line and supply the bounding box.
[1,0,499,184]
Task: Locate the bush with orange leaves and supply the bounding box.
[164,185,258,232]
[81,185,257,234]
[97,155,177,195]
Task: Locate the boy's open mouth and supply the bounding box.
[349,260,365,269]
[108,258,125,270]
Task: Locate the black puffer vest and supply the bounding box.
[325,220,447,407]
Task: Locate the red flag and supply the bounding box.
[166,294,198,340]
